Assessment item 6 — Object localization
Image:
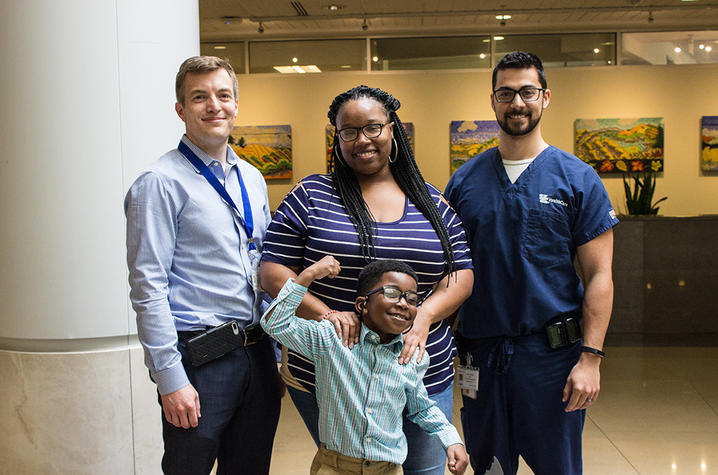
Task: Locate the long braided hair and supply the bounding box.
[327,85,456,276]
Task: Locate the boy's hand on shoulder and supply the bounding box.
[296,256,341,287]
[447,443,468,475]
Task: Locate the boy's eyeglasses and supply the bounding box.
[365,285,419,306]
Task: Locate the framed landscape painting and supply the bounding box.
[701,116,718,171]
[450,120,500,175]
[229,125,292,180]
[325,122,414,173]
[574,118,664,174]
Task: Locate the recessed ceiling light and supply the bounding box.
[372,56,379,62]
[593,48,600,54]
[699,44,705,49]
[674,46,682,53]
[213,45,227,50]
[327,4,343,11]
[479,53,486,59]
[292,57,298,63]
[494,36,504,41]
[495,15,511,20]
[706,45,713,52]
[340,65,352,69]
[482,39,491,43]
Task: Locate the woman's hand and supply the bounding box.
[324,311,361,348]
[398,308,432,364]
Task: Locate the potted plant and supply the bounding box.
[622,173,667,215]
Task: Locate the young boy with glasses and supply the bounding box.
[262,256,468,475]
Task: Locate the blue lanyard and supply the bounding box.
[178,141,256,250]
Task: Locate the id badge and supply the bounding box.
[457,353,479,400]
[247,247,261,293]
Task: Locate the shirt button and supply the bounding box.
[367,408,373,414]
[365,437,372,443]
[373,374,379,380]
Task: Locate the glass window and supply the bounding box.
[622,31,718,65]
[370,36,491,71]
[200,42,245,74]
[249,39,365,73]
[494,33,616,67]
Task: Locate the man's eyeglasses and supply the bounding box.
[365,285,419,306]
[493,86,544,103]
[336,123,391,142]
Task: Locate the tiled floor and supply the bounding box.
[269,346,718,474]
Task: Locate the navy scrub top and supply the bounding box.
[445,145,619,339]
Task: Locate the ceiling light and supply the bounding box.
[608,60,612,64]
[674,46,681,53]
[699,44,705,49]
[495,15,511,20]
[340,65,352,69]
[213,45,227,50]
[372,56,379,62]
[706,45,713,52]
[482,39,491,43]
[328,4,341,11]
[494,36,504,41]
[292,57,298,63]
[593,48,600,54]
[273,65,322,74]
[479,53,486,59]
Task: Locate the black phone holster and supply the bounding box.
[184,321,265,367]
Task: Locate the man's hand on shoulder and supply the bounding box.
[562,353,601,412]
[161,384,201,429]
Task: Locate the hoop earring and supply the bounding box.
[389,138,398,163]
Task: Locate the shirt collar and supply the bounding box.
[360,324,403,354]
[180,135,236,167]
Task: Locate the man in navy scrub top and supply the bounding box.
[445,51,619,475]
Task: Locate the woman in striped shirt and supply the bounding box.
[259,85,473,475]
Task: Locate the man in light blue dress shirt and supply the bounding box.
[125,56,280,474]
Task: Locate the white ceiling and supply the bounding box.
[200,0,718,41]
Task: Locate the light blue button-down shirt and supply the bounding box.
[262,279,463,464]
[125,135,271,395]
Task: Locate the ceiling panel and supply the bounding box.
[200,0,718,41]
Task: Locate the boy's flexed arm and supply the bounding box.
[261,256,342,359]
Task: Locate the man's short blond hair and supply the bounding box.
[175,56,238,105]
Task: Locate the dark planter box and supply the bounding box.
[610,215,718,338]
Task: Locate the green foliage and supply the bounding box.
[622,173,667,215]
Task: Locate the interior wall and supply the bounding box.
[234,64,718,216]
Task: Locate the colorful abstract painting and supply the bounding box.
[325,123,414,173]
[229,125,292,180]
[450,121,500,175]
[574,118,664,174]
[701,116,718,171]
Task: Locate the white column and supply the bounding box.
[0,0,198,472]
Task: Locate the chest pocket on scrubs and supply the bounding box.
[521,207,571,267]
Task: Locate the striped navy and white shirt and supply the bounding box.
[262,279,463,464]
[261,174,473,395]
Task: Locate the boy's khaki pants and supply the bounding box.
[310,444,403,475]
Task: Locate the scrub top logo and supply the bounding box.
[609,209,617,220]
[539,193,568,207]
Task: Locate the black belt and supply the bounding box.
[178,323,265,346]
